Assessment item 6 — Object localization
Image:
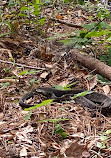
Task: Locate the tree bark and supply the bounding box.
[70,49,111,81]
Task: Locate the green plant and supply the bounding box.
[59,19,111,48]
[55,124,68,138]
[24,99,53,111]
[97,129,111,149]
[25,99,54,120]
[73,91,93,99]
[18,69,41,76]
[54,82,79,90]
[76,0,85,5]
[99,48,111,66]
[0,82,10,89]
[0,0,46,36]
[55,2,111,49]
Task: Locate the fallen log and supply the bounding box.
[70,49,111,81]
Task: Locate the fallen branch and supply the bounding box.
[0,59,46,70]
[0,79,19,83]
[50,18,83,29]
[70,49,111,81]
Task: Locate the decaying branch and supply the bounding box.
[50,18,83,29]
[70,49,111,81]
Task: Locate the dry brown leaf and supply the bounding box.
[40,72,49,79]
[20,147,27,157]
[59,79,69,87]
[0,121,7,125]
[0,113,3,120]
[76,69,86,78]
[0,48,13,61]
[40,46,54,61]
[56,14,64,20]
[52,143,60,150]
[82,150,90,158]
[23,125,33,133]
[103,85,110,95]
[60,140,85,158]
[78,10,82,17]
[45,63,53,68]
[0,133,13,139]
[88,75,97,90]
[64,60,68,70]
[71,132,84,138]
[16,132,32,144]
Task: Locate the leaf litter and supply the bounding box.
[0,3,111,158]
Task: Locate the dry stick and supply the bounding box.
[50,18,83,29]
[70,49,111,81]
[0,59,46,70]
[0,79,19,83]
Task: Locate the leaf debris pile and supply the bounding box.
[0,2,111,158]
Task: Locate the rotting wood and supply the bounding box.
[70,49,111,81]
[50,18,83,29]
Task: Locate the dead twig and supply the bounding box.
[0,59,46,70]
[0,79,19,83]
[50,18,83,29]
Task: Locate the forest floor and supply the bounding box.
[0,3,111,158]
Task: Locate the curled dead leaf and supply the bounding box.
[20,147,27,157]
[88,75,97,90]
[103,85,110,95]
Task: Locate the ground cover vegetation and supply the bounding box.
[0,0,111,157]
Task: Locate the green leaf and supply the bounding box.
[19,70,40,75]
[105,130,111,135]
[64,0,72,2]
[97,142,103,148]
[20,7,29,11]
[101,22,111,29]
[59,39,74,45]
[24,99,54,111]
[97,74,110,84]
[0,82,10,89]
[101,136,108,141]
[55,124,67,138]
[25,111,32,121]
[107,37,111,42]
[18,13,27,17]
[85,30,111,38]
[4,68,10,73]
[61,132,67,138]
[6,22,15,32]
[5,76,16,79]
[53,85,71,90]
[27,70,40,75]
[108,58,111,66]
[73,91,93,99]
[99,55,107,62]
[0,32,10,38]
[77,0,85,5]
[39,18,45,25]
[65,82,79,89]
[14,99,19,103]
[19,70,27,75]
[8,0,15,7]
[54,85,65,90]
[35,0,40,4]
[82,23,97,30]
[29,79,36,84]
